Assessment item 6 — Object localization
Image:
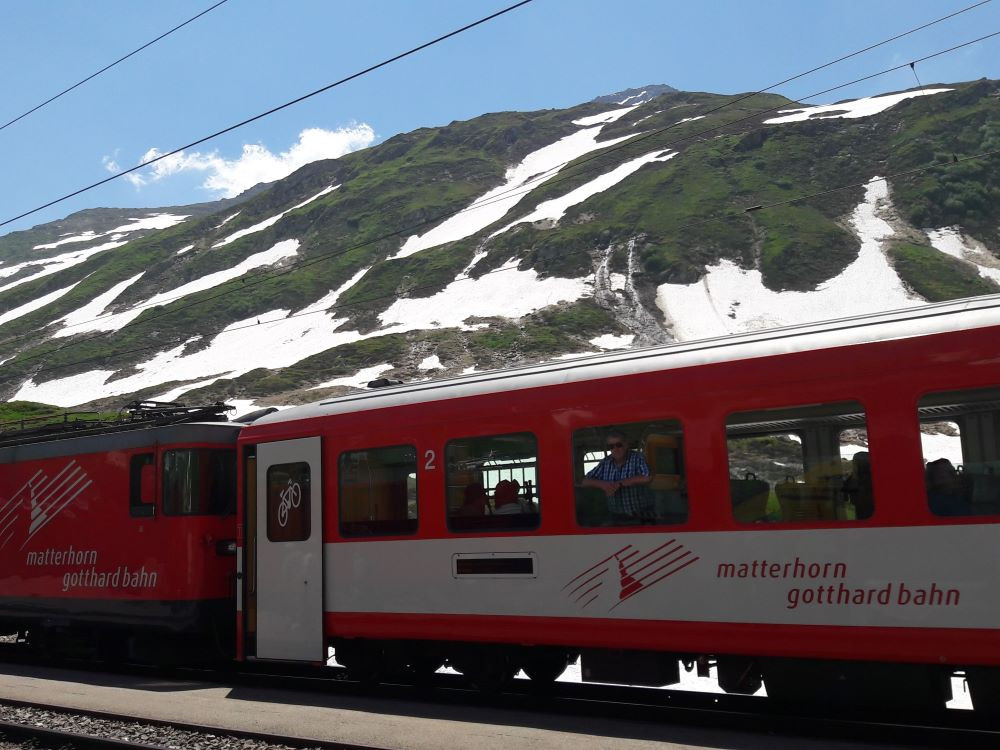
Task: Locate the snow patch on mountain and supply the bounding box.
[107,214,189,233]
[60,240,301,335]
[591,333,634,349]
[0,279,83,326]
[15,300,360,405]
[764,89,952,124]
[14,251,375,405]
[657,177,921,339]
[492,149,675,236]
[296,265,371,316]
[616,91,648,105]
[391,126,639,259]
[925,228,1000,284]
[33,232,100,250]
[53,272,145,338]
[455,250,489,281]
[312,363,394,390]
[215,212,241,228]
[214,186,338,248]
[571,106,638,127]
[418,355,444,370]
[379,258,589,331]
[0,239,128,295]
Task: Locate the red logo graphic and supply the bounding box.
[563,539,699,612]
[0,461,93,551]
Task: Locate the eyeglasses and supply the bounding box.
[606,442,624,449]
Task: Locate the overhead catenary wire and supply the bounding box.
[0,0,536,231]
[11,25,998,354]
[8,145,1000,384]
[0,0,231,133]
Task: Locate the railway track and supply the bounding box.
[1,646,998,748]
[0,697,376,750]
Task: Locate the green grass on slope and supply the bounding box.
[0,400,65,426]
[888,80,1000,246]
[888,241,999,301]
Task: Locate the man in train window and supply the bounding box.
[582,429,653,522]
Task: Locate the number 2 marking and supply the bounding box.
[424,449,437,470]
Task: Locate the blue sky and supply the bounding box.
[1,0,997,236]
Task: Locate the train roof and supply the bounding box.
[0,402,242,462]
[250,294,1000,427]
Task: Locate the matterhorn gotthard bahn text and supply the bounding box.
[1,81,998,416]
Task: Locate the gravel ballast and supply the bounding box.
[0,703,328,750]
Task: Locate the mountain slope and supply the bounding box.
[1,80,998,412]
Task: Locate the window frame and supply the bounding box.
[445,431,540,533]
[266,461,312,543]
[338,443,419,538]
[916,386,1000,519]
[571,418,688,529]
[128,452,155,518]
[724,399,873,526]
[160,447,237,517]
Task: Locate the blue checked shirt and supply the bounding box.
[586,450,653,516]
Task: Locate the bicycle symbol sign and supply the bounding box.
[277,479,302,528]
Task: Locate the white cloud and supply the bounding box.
[102,154,120,173]
[124,125,375,197]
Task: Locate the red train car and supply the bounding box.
[236,296,1000,710]
[0,403,240,660]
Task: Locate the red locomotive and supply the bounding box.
[5,296,1000,712]
[0,403,240,660]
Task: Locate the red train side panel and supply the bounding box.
[0,422,240,652]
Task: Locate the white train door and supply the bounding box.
[255,437,324,661]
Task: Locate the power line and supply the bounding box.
[0,0,536,231]
[18,26,998,350]
[8,146,1000,383]
[0,0,231,133]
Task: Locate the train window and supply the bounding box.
[339,445,418,537]
[266,462,310,542]
[726,401,872,523]
[446,433,539,532]
[129,453,155,518]
[573,420,687,527]
[162,449,237,516]
[918,387,1000,517]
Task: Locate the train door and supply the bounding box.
[255,437,323,661]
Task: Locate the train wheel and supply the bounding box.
[761,658,950,710]
[967,667,1000,715]
[522,649,571,684]
[336,640,384,684]
[717,656,763,695]
[406,650,446,681]
[452,646,516,692]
